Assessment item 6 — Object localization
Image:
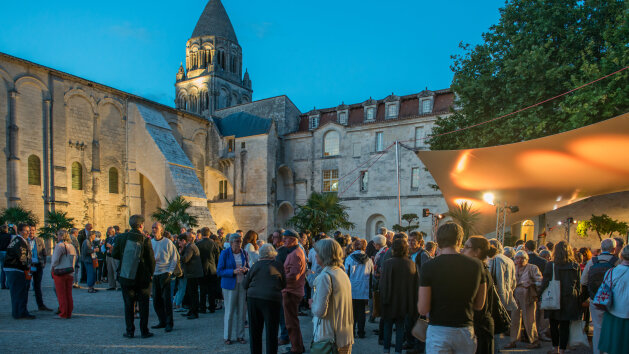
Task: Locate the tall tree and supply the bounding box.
[151,196,199,235]
[288,192,355,236]
[429,0,629,150]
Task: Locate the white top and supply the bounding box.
[312,267,354,348]
[151,238,180,275]
[606,264,629,319]
[245,243,259,265]
[234,251,244,283]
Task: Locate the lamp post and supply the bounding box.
[557,217,577,243]
[483,193,518,245]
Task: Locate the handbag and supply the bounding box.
[92,253,99,269]
[53,243,74,276]
[567,320,589,347]
[311,272,339,354]
[592,266,628,311]
[412,317,428,342]
[490,259,511,334]
[540,263,560,310]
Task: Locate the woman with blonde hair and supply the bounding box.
[311,238,354,354]
[51,229,77,318]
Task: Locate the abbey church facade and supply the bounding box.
[0,0,452,237]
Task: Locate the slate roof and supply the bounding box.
[191,0,238,43]
[213,112,272,138]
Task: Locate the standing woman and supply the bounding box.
[311,238,354,354]
[462,236,498,353]
[541,241,582,354]
[51,230,77,318]
[243,244,286,354]
[380,238,418,354]
[598,244,629,354]
[81,231,98,293]
[505,250,543,349]
[243,230,260,266]
[217,233,250,345]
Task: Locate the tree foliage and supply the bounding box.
[38,211,75,240]
[429,0,629,150]
[151,196,199,235]
[288,192,355,236]
[0,205,38,226]
[445,202,480,241]
[392,213,420,234]
[576,214,628,242]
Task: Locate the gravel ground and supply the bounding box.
[0,263,592,353]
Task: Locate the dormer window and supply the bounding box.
[366,107,376,121]
[386,103,399,119]
[422,99,432,114]
[338,111,348,125]
[309,115,320,130]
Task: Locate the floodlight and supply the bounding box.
[483,192,495,206]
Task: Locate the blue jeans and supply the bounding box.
[174,278,187,306]
[384,317,405,353]
[0,251,7,288]
[84,260,95,288]
[6,270,30,318]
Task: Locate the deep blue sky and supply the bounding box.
[0,0,505,111]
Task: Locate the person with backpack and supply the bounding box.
[581,238,617,354]
[112,215,156,339]
[344,238,373,339]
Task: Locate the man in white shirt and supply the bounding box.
[150,222,179,333]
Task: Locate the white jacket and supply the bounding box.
[312,267,354,348]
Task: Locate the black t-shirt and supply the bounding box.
[420,253,483,328]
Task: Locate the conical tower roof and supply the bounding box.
[191,0,238,43]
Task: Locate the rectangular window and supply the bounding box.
[411,167,420,190]
[322,169,339,192]
[228,139,235,152]
[414,126,424,147]
[359,171,368,192]
[219,180,228,199]
[366,107,375,120]
[387,104,398,118]
[375,132,383,152]
[338,111,348,125]
[309,116,319,130]
[422,100,432,114]
[241,142,246,149]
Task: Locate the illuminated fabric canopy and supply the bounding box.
[416,112,629,234]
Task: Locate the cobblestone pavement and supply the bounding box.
[0,263,592,353]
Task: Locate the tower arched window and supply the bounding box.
[27,155,41,186]
[109,167,119,194]
[323,131,340,157]
[71,162,83,190]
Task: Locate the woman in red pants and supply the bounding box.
[51,230,78,319]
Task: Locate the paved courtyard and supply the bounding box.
[0,263,592,353]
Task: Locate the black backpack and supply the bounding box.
[588,255,618,299]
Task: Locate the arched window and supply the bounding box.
[71,162,83,190]
[109,167,119,194]
[28,155,41,186]
[323,131,340,157]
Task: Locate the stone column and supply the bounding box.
[92,112,101,227]
[43,98,51,211]
[8,90,20,206]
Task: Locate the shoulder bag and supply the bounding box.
[540,263,561,310]
[311,271,339,354]
[592,265,628,311]
[53,243,74,276]
[490,262,511,334]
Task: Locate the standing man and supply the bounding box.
[0,225,11,289]
[105,227,119,290]
[28,225,52,311]
[3,224,34,319]
[179,233,203,319]
[77,223,93,283]
[151,222,179,332]
[196,227,220,313]
[113,215,156,338]
[69,228,81,288]
[525,240,550,340]
[280,229,306,354]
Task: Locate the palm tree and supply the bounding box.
[38,211,75,240]
[0,205,38,226]
[445,201,480,241]
[151,196,199,235]
[288,192,355,236]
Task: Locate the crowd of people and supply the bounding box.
[1,216,628,354]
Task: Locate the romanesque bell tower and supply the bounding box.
[175,0,253,117]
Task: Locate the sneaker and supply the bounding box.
[151,323,166,329]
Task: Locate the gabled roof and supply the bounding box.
[213,112,272,138]
[191,0,238,43]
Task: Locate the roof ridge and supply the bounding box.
[191,0,238,43]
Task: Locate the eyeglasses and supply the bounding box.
[232,240,242,243]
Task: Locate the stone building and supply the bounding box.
[0,0,453,237]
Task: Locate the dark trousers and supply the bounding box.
[248,297,281,354]
[122,283,151,335]
[185,277,199,315]
[0,251,7,288]
[199,274,217,312]
[549,319,570,350]
[279,296,289,341]
[283,292,305,353]
[80,259,87,282]
[476,332,494,354]
[352,299,367,336]
[31,263,45,307]
[153,273,173,326]
[383,317,405,353]
[6,271,30,318]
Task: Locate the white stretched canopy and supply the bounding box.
[417,112,629,234]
